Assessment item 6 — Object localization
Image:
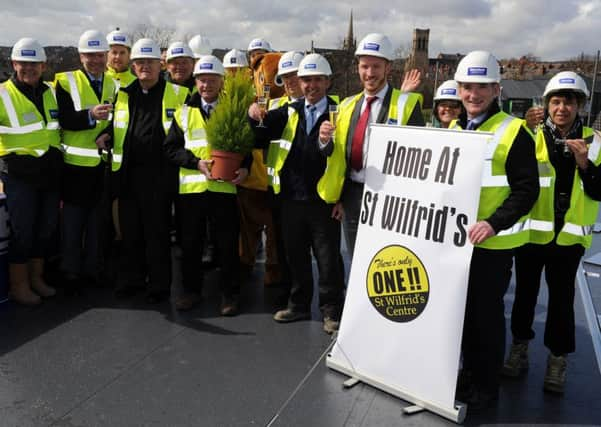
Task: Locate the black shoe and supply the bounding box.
[145,290,170,304]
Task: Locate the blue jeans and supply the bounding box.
[1,172,59,263]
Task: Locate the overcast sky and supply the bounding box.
[1,0,600,61]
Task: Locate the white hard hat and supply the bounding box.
[434,80,461,101]
[543,71,590,99]
[277,51,304,77]
[454,50,500,83]
[188,35,212,59]
[247,38,272,53]
[166,41,195,61]
[130,38,161,60]
[78,30,109,53]
[355,33,393,61]
[11,38,46,62]
[193,55,225,76]
[297,53,331,77]
[106,29,131,48]
[223,49,248,68]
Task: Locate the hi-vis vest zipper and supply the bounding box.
[112,82,188,171]
[55,70,117,167]
[450,112,535,249]
[529,126,601,248]
[0,79,60,157]
[265,102,346,203]
[174,104,235,195]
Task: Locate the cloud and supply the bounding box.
[1,0,599,61]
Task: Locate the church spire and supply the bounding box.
[343,9,356,52]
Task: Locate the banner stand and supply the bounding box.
[327,353,467,423]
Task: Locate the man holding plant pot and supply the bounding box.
[248,53,346,334]
[164,55,250,315]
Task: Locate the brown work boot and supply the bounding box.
[544,353,567,394]
[322,316,340,334]
[273,308,310,323]
[28,258,56,298]
[9,263,41,306]
[502,340,529,377]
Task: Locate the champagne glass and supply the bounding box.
[257,96,268,128]
[328,105,339,143]
[531,96,544,133]
[329,104,339,125]
[263,84,271,100]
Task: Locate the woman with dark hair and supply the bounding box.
[503,71,601,394]
[432,80,463,128]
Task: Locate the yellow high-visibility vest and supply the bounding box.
[173,104,236,195]
[112,81,188,171]
[55,70,117,167]
[450,112,534,249]
[528,126,601,248]
[0,79,60,157]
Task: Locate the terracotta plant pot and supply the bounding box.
[210,150,244,181]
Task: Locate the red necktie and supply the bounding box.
[350,96,377,171]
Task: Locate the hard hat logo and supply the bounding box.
[281,61,293,68]
[88,40,100,47]
[141,47,153,53]
[363,42,380,51]
[467,67,487,76]
[230,58,237,64]
[113,35,126,42]
[21,50,36,57]
[559,78,576,84]
[172,47,184,55]
[304,63,317,69]
[441,88,457,95]
[251,41,262,47]
[199,63,214,70]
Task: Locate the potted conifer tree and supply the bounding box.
[205,71,256,181]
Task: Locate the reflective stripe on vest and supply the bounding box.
[528,126,600,247]
[176,104,235,195]
[480,116,514,187]
[265,102,345,202]
[0,80,60,156]
[56,70,116,167]
[556,129,601,247]
[112,82,188,171]
[451,112,532,249]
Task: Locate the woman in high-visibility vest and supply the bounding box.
[503,72,601,394]
[0,38,62,305]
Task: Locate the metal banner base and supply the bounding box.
[326,353,467,424]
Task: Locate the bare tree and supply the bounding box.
[395,42,412,60]
[131,24,176,48]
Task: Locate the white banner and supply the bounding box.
[327,125,491,423]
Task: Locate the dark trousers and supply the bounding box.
[341,181,363,259]
[1,173,60,264]
[512,241,584,355]
[461,247,513,392]
[117,169,171,294]
[177,191,240,298]
[61,202,99,278]
[281,198,345,319]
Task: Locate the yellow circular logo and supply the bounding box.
[366,245,430,322]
